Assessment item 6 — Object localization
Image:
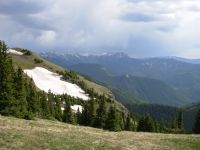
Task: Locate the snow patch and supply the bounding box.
[24,67,89,100]
[61,105,83,113]
[61,107,65,111]
[71,105,83,113]
[8,49,23,55]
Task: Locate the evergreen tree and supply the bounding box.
[193,108,200,133]
[88,99,96,126]
[137,116,145,132]
[159,121,165,133]
[137,115,155,132]
[0,41,15,115]
[54,96,62,121]
[26,79,39,115]
[81,103,90,125]
[171,118,178,129]
[76,108,82,124]
[47,90,55,118]
[63,100,75,124]
[105,106,121,131]
[128,113,137,131]
[94,99,107,128]
[125,114,136,131]
[13,67,28,118]
[40,91,50,118]
[120,113,125,130]
[154,120,158,132]
[177,110,184,130]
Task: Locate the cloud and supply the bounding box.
[120,12,158,22]
[0,0,44,15]
[181,48,200,58]
[0,0,200,58]
[37,30,57,45]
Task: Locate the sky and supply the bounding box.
[1,0,200,58]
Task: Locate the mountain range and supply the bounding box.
[41,52,200,107]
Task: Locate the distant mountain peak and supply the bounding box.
[41,51,130,59]
[110,52,129,58]
[72,52,129,58]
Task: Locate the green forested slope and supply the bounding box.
[70,63,187,106]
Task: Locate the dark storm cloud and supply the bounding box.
[14,15,54,30]
[0,0,52,30]
[0,0,200,58]
[0,0,44,15]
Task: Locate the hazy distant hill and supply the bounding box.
[42,52,200,106]
[70,63,187,106]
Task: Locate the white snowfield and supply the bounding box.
[71,105,83,113]
[61,105,83,113]
[8,49,23,55]
[24,67,90,100]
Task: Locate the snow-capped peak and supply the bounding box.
[41,51,129,58]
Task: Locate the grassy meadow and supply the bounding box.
[1,115,200,150]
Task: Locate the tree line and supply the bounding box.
[127,103,200,134]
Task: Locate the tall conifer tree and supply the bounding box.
[88,99,96,126]
[125,115,132,131]
[137,115,155,132]
[177,110,184,130]
[76,108,82,124]
[105,106,121,131]
[13,67,28,118]
[94,99,107,128]
[193,108,200,133]
[27,79,38,115]
[47,90,55,117]
[0,41,15,115]
[63,100,75,124]
[81,103,90,125]
[54,96,62,121]
[40,91,50,118]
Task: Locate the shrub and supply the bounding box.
[21,49,32,55]
[34,58,43,64]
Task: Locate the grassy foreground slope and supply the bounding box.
[1,115,200,150]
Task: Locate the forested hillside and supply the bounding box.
[0,41,129,132]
